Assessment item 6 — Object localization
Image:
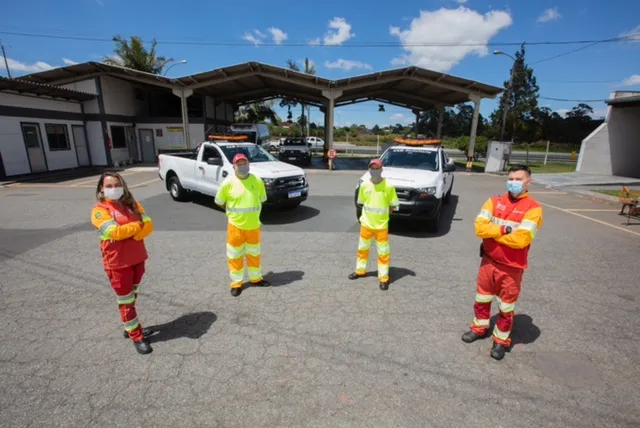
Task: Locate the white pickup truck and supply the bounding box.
[158,141,309,209]
[354,141,456,232]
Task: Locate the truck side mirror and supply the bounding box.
[443,163,456,172]
[207,157,222,166]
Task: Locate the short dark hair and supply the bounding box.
[508,164,531,175]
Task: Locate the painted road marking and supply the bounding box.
[540,201,640,237]
[566,209,620,212]
[529,191,568,195]
[129,178,160,188]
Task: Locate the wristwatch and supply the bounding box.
[505,226,512,234]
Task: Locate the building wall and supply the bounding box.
[577,123,612,175]
[100,76,144,116]
[608,105,640,178]
[0,92,84,176]
[60,79,100,114]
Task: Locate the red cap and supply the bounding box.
[369,159,382,167]
[232,153,248,164]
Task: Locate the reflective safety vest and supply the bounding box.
[357,178,399,230]
[214,174,267,230]
[477,192,543,270]
[91,200,150,270]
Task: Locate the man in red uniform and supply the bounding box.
[461,165,543,360]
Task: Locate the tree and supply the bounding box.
[489,44,540,142]
[279,58,316,135]
[235,100,281,124]
[103,35,173,74]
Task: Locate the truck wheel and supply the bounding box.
[443,188,452,205]
[426,204,441,233]
[169,176,188,202]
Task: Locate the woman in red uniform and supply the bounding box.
[91,171,154,355]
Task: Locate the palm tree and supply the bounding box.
[235,100,281,124]
[279,58,316,135]
[103,35,173,74]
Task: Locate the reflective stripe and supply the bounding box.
[226,206,260,213]
[475,293,494,303]
[378,265,389,278]
[520,219,538,238]
[117,292,136,305]
[214,197,225,206]
[245,243,261,256]
[476,209,492,220]
[356,259,367,271]
[363,206,388,214]
[123,317,140,331]
[473,317,490,327]
[133,285,140,295]
[376,242,390,256]
[493,326,510,341]
[259,195,267,202]
[497,297,516,313]
[230,270,244,281]
[141,215,151,223]
[490,216,520,227]
[247,267,261,280]
[98,220,117,239]
[358,238,372,250]
[226,244,245,259]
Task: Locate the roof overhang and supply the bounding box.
[606,94,640,107]
[0,76,96,102]
[20,61,503,109]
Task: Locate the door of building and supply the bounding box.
[72,125,91,166]
[138,129,156,163]
[125,126,139,161]
[21,123,48,173]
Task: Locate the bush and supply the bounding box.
[455,135,488,154]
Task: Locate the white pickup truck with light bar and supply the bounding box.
[354,138,456,232]
[158,135,309,210]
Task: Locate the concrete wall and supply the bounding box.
[577,123,612,175]
[0,92,85,176]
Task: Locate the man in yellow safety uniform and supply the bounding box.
[349,158,399,290]
[215,153,270,296]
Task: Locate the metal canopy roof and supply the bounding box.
[0,76,96,102]
[21,61,503,109]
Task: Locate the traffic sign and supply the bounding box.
[328,149,337,159]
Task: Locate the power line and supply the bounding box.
[0,30,637,48]
[539,96,609,103]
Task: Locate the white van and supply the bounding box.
[230,123,270,147]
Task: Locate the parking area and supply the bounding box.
[1,168,639,428]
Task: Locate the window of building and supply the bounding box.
[110,126,127,149]
[44,124,71,151]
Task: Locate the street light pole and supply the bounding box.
[163,60,187,76]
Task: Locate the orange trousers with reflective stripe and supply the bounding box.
[227,223,262,289]
[105,262,146,342]
[469,256,523,347]
[355,226,390,282]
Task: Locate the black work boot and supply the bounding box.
[133,339,152,355]
[490,342,507,360]
[461,330,488,343]
[348,272,364,280]
[230,287,242,297]
[379,281,389,290]
[123,327,153,339]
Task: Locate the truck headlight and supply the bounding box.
[416,187,436,198]
[262,178,276,189]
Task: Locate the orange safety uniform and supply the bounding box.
[469,191,543,347]
[91,200,154,342]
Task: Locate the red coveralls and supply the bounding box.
[470,192,543,347]
[91,200,154,342]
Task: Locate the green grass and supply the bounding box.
[453,160,577,174]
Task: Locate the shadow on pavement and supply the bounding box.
[358,266,416,285]
[489,313,541,346]
[263,270,305,286]
[147,311,217,343]
[389,195,461,238]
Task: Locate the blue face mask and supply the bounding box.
[507,180,524,195]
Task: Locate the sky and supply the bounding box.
[0,0,639,128]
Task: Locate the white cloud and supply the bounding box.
[254,29,266,39]
[308,38,321,46]
[390,113,412,123]
[389,6,512,72]
[621,74,640,86]
[242,32,262,46]
[268,27,288,45]
[62,58,78,66]
[323,17,355,45]
[620,25,640,42]
[324,59,373,71]
[537,7,561,23]
[455,0,469,3]
[0,56,56,73]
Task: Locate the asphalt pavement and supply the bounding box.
[1,167,639,428]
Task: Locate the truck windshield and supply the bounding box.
[380,149,440,171]
[232,131,257,144]
[220,144,276,163]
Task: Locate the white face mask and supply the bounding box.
[104,187,124,200]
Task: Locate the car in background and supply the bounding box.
[278,137,312,166]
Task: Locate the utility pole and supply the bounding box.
[1,40,12,79]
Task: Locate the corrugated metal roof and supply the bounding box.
[0,76,96,101]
